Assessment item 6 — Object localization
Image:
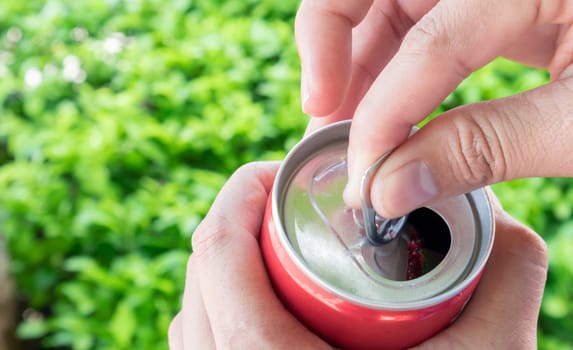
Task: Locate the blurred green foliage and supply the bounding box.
[0,1,571,349]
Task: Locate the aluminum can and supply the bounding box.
[260,120,495,350]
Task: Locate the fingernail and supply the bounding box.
[372,160,439,216]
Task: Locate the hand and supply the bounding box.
[295,0,573,216]
[168,162,332,349]
[168,162,548,349]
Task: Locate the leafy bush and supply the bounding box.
[1,1,302,349]
[0,1,571,349]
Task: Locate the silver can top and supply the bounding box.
[274,120,494,309]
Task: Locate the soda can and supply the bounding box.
[260,120,495,350]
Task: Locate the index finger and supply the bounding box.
[345,0,573,206]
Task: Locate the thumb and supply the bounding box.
[371,74,573,218]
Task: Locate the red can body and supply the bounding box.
[261,201,480,350]
[260,121,494,350]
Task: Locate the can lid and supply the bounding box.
[275,121,494,309]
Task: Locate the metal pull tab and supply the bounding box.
[360,152,408,246]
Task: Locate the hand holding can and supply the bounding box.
[168,159,547,350]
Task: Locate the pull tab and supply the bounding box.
[360,152,408,246]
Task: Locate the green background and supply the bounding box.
[0,1,571,349]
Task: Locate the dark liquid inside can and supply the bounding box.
[405,208,451,280]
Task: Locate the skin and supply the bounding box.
[168,162,548,350]
[296,0,573,218]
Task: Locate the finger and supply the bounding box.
[418,206,548,349]
[501,24,561,68]
[345,0,573,207]
[190,162,330,349]
[549,24,573,79]
[303,0,438,135]
[322,1,419,121]
[295,0,373,116]
[168,313,184,350]
[369,74,573,217]
[181,257,215,349]
[192,161,279,241]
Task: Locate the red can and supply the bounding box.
[260,120,494,350]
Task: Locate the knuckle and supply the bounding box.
[371,1,414,39]
[401,12,473,78]
[191,216,233,260]
[448,114,507,187]
[234,161,256,175]
[231,161,270,187]
[402,15,448,54]
[507,222,549,268]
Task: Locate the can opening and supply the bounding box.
[372,207,451,281]
[407,207,451,279]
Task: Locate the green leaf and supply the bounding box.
[110,301,137,348]
[17,319,48,339]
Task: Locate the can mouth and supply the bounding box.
[363,208,451,282]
